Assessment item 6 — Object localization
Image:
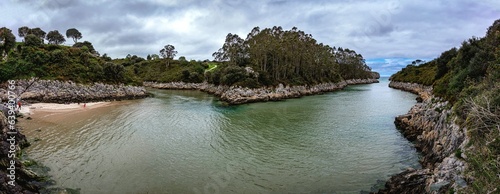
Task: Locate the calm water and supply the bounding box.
[22,78,420,194]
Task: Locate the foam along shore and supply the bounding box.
[144,78,379,105]
[18,102,111,116]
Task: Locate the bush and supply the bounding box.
[24,34,42,47]
[103,62,126,83]
[220,65,247,86]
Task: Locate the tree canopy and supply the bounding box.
[0,27,16,58]
[30,28,47,43]
[210,26,374,86]
[66,28,82,43]
[46,30,66,45]
[18,26,30,41]
[159,44,177,67]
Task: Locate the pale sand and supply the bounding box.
[19,102,112,116]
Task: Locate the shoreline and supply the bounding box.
[0,79,148,193]
[144,78,379,105]
[19,102,112,116]
[376,81,467,193]
[0,79,150,104]
[7,100,131,193]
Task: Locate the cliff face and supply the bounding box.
[378,82,469,193]
[0,79,150,103]
[144,79,379,105]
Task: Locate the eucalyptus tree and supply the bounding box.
[212,33,246,66]
[213,26,372,85]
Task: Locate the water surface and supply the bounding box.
[22,78,420,193]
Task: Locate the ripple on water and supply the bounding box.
[21,82,420,193]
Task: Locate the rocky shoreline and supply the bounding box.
[376,81,468,193]
[0,112,43,193]
[0,79,151,193]
[144,78,379,105]
[0,79,150,104]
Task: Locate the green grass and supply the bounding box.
[205,62,218,72]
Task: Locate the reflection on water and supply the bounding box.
[21,79,420,193]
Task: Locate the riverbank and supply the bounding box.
[376,81,468,193]
[0,79,150,104]
[144,78,379,105]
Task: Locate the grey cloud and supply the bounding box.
[2,0,499,71]
[13,0,76,10]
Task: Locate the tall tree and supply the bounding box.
[212,33,246,66]
[30,27,47,43]
[159,44,177,67]
[18,26,30,41]
[66,28,82,43]
[212,26,373,85]
[46,30,65,45]
[0,27,16,58]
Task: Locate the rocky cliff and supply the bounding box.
[0,79,150,103]
[377,82,468,193]
[144,79,379,105]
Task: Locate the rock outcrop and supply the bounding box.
[377,168,431,194]
[0,113,42,193]
[144,79,379,105]
[377,82,468,193]
[0,79,150,103]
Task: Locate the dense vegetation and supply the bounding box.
[1,25,376,87]
[390,19,500,193]
[209,26,375,87]
[124,55,207,83]
[0,26,140,84]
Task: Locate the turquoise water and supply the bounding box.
[24,78,419,193]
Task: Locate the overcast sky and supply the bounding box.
[1,0,499,76]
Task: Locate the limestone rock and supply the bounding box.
[378,81,469,193]
[144,79,379,105]
[0,79,150,103]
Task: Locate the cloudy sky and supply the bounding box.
[1,0,499,76]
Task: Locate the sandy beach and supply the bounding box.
[19,102,112,116]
